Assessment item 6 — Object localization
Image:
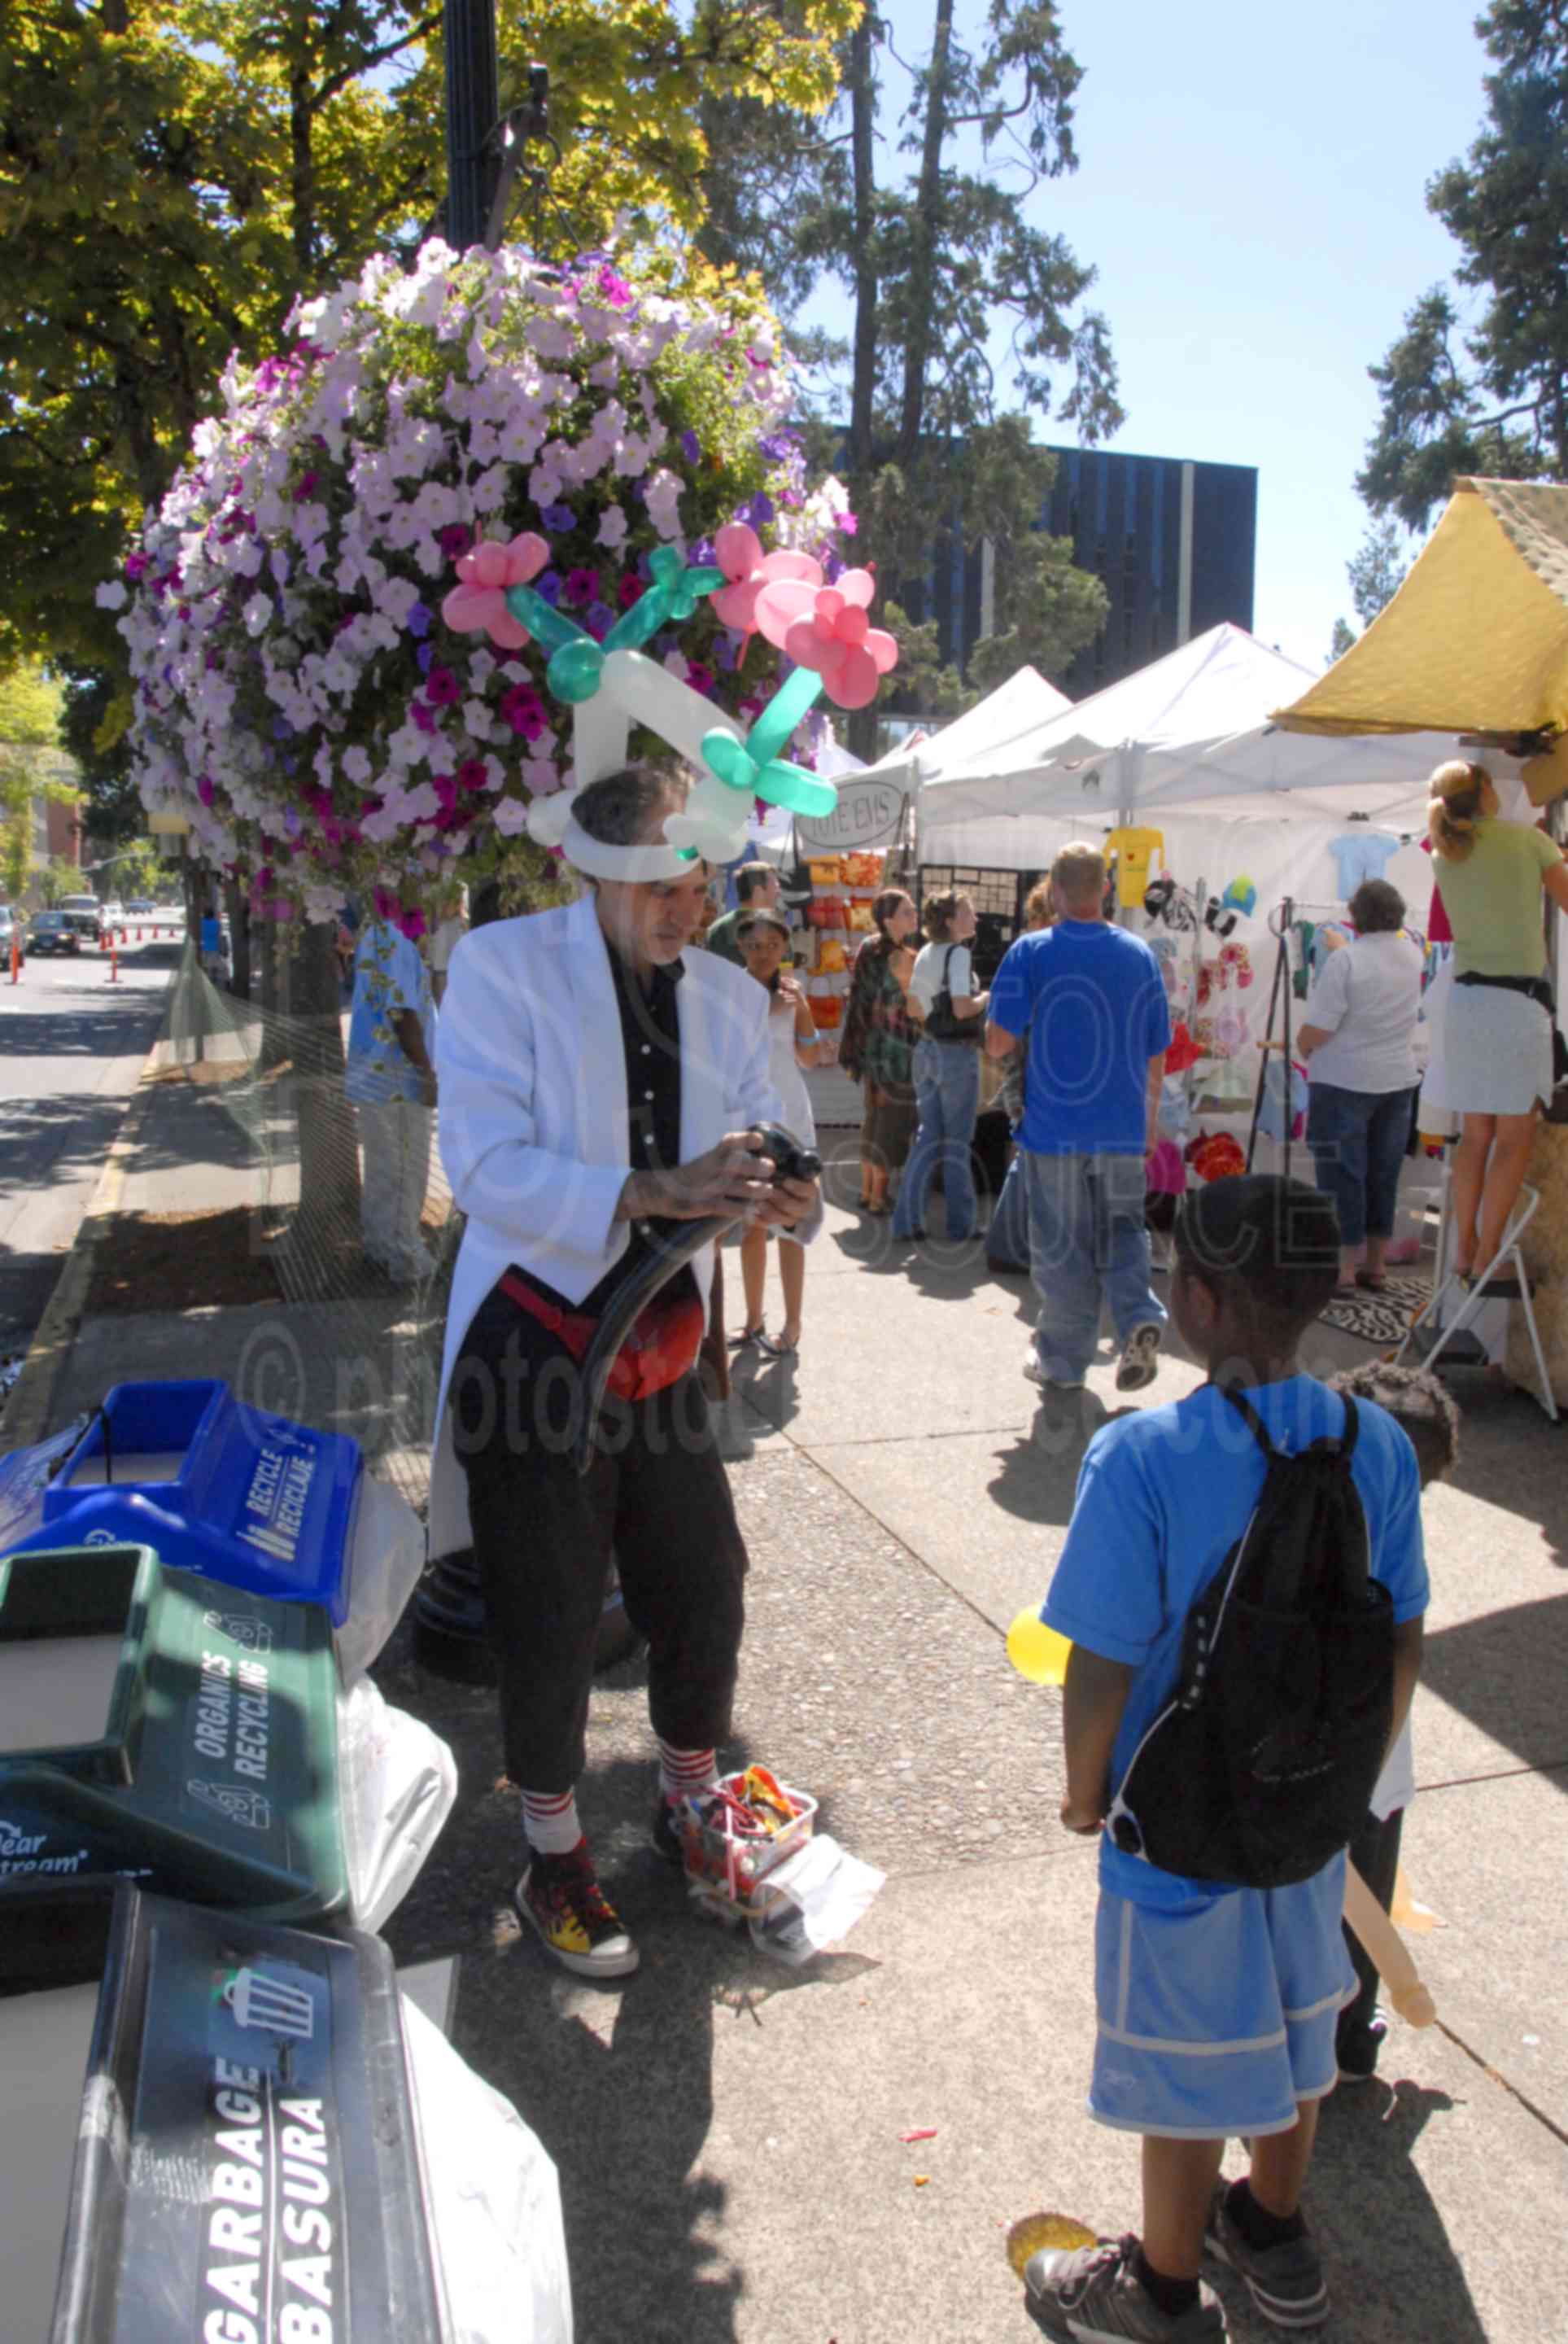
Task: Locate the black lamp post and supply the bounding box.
[443,0,501,250]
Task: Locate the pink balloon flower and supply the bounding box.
[753,567,898,710]
[710,522,822,634]
[441,532,550,649]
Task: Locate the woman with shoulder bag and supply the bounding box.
[893,890,989,1245]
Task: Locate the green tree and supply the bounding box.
[1328,516,1410,662]
[698,3,1117,737]
[0,662,80,904]
[1357,2,1568,531]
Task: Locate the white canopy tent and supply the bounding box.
[864,663,1072,799]
[915,625,1458,866]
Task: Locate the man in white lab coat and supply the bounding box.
[432,763,819,1979]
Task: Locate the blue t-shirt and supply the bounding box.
[1330,832,1400,899]
[989,921,1172,1153]
[1042,1375,1428,1912]
[346,920,435,1104]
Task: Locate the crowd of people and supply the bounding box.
[327,751,1563,2340]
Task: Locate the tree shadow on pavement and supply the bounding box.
[1298,2080,1489,2344]
[376,1667,876,2344]
[1418,1592,1568,1786]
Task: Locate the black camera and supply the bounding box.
[751,1122,822,1185]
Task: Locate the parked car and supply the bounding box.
[28,910,81,956]
[126,899,154,916]
[0,906,23,963]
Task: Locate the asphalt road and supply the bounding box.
[0,938,178,1354]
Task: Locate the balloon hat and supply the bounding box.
[443,518,901,873]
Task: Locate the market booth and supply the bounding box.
[1275,477,1568,1410]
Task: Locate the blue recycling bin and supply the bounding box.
[0,1379,361,1625]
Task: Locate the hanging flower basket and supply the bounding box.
[104,241,863,936]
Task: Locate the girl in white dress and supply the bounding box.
[736,907,819,1355]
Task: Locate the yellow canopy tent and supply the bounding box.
[1273,477,1568,807]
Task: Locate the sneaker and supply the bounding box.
[516,1845,640,1979]
[1116,1322,1163,1393]
[1024,1349,1084,1392]
[1204,2185,1328,2330]
[1335,2007,1389,2084]
[1024,2234,1225,2341]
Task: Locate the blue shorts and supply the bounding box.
[1090,1859,1356,2140]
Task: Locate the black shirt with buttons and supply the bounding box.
[506,938,698,1321]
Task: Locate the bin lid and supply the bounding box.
[6,1382,360,1625]
[52,1885,446,2343]
[0,1548,347,1965]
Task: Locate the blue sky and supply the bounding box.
[802,0,1496,674]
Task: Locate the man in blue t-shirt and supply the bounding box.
[986,841,1172,1397]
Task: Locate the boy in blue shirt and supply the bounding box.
[1024,1176,1428,2342]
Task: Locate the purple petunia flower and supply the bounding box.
[562,566,600,608]
[424,666,460,705]
[417,642,436,674]
[584,601,614,641]
[437,523,471,558]
[539,502,576,534]
[680,430,701,466]
[691,536,715,567]
[735,491,775,531]
[534,570,563,606]
[407,601,432,639]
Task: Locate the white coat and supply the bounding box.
[428,890,789,1555]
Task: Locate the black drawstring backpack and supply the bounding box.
[1107,1387,1395,1890]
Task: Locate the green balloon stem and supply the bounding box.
[748,666,823,770]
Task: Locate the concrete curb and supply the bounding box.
[0,1045,159,1458]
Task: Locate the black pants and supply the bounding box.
[451,1279,749,1791]
[1338,1804,1404,2054]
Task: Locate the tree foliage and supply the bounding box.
[697,2,1118,728]
[0,0,855,829]
[1358,2,1568,531]
[1328,517,1410,663]
[0,659,78,903]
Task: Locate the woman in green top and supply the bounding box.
[839,888,919,1214]
[1427,759,1568,1280]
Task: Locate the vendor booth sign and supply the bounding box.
[798,772,908,851]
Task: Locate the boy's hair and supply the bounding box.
[1173,1174,1340,1344]
[1326,1362,1460,1481]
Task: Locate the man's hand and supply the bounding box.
[750,1170,820,1231]
[1059,1791,1106,1836]
[616,1131,781,1225]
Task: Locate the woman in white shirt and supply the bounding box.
[891,890,989,1244]
[1299,878,1424,1296]
[732,906,819,1354]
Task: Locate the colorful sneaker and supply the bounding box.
[516,1845,640,1979]
[1115,1322,1163,1392]
[1204,2186,1328,2330]
[1024,2235,1225,2341]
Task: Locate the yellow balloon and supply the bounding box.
[1007,1609,1072,1686]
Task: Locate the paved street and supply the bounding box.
[0,939,177,1352]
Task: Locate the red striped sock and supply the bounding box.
[520,1787,583,1856]
[657,1743,719,1804]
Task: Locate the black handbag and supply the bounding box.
[924,944,981,1044]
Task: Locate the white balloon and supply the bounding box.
[569,689,630,789]
[665,770,752,863]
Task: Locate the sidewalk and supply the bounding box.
[11,1057,1568,2342]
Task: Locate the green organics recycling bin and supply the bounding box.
[0,1543,346,1984]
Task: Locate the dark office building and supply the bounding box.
[919,444,1257,702]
